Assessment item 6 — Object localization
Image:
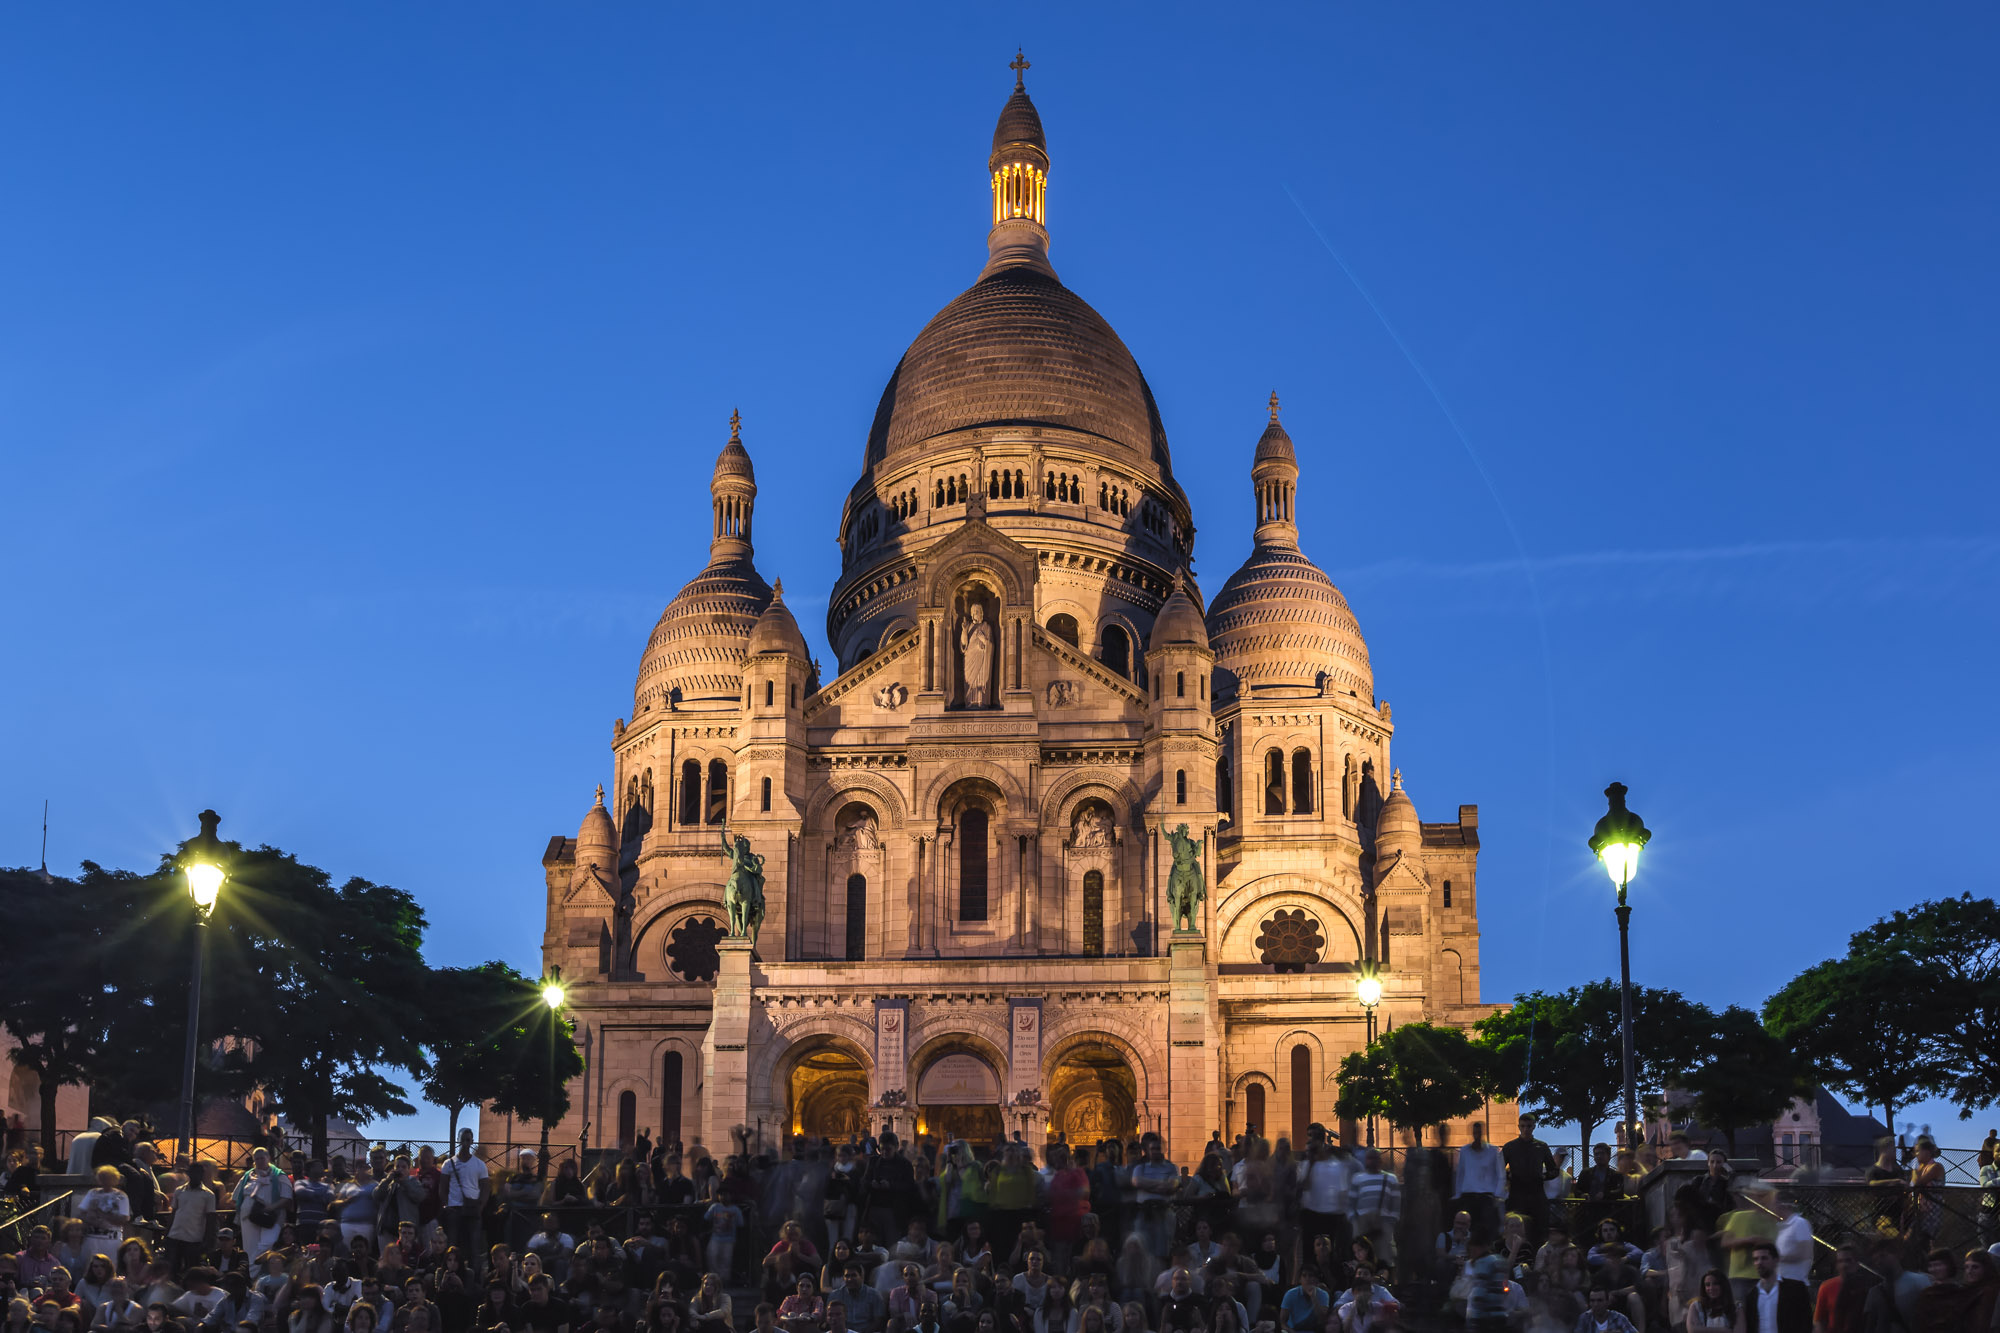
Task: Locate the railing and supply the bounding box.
[0,1188,74,1252]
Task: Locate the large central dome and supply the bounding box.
[862,265,1172,468]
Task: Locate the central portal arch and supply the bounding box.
[1047,1040,1137,1144]
[914,1046,1003,1145]
[785,1041,871,1141]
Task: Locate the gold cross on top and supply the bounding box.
[1011,50,1030,87]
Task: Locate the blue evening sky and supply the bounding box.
[4,7,1995,1146]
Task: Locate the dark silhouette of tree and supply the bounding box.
[1764,950,1947,1138]
[1334,1022,1489,1144]
[1670,1005,1813,1154]
[422,962,557,1143]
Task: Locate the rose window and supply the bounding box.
[666,915,725,983]
[1255,909,1323,973]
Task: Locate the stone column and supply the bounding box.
[1168,929,1215,1167]
[701,938,755,1149]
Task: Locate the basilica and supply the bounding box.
[485,64,1504,1165]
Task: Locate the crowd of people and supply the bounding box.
[4,1114,1997,1333]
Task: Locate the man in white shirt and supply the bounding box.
[1454,1121,1504,1237]
[1295,1125,1354,1259]
[440,1130,491,1257]
[1771,1194,1813,1284]
[1348,1150,1402,1267]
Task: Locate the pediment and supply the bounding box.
[1373,850,1432,895]
[917,517,1038,609]
[805,627,920,719]
[1034,628,1148,708]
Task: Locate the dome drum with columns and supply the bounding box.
[490,60,1508,1163]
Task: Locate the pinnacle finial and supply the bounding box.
[729,407,741,442]
[772,576,784,598]
[1391,767,1403,791]
[594,783,605,806]
[1010,49,1030,89]
[1268,390,1281,424]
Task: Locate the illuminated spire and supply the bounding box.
[983,52,1054,279]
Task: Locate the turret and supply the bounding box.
[1252,391,1299,549]
[981,51,1055,279]
[1145,573,1216,815]
[711,409,758,560]
[742,579,811,817]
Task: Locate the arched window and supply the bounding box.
[679,760,701,826]
[958,807,989,922]
[1175,770,1187,805]
[705,760,728,825]
[935,480,945,508]
[617,1090,636,1150]
[661,1051,683,1148]
[1216,755,1233,818]
[764,680,774,707]
[1290,1044,1312,1143]
[761,776,772,812]
[1082,869,1104,957]
[1292,750,1314,815]
[845,873,867,961]
[1442,948,1465,1006]
[990,471,1000,499]
[1245,1082,1266,1138]
[1264,749,1286,816]
[1175,670,1185,698]
[1047,613,1079,648]
[1102,625,1130,677]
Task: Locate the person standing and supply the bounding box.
[1771,1195,1813,1285]
[440,1133,490,1264]
[1503,1117,1558,1245]
[78,1168,133,1264]
[1347,1151,1401,1275]
[1131,1137,1181,1263]
[1295,1128,1353,1263]
[165,1162,220,1272]
[1455,1123,1504,1240]
[1742,1242,1812,1333]
[232,1149,294,1266]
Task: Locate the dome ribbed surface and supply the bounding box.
[1152,581,1209,648]
[1253,420,1296,467]
[1206,545,1372,697]
[992,87,1046,154]
[863,266,1171,468]
[634,555,772,709]
[713,439,754,480]
[1375,779,1421,855]
[748,585,809,659]
[576,797,616,860]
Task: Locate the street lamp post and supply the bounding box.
[540,967,565,1178]
[1588,782,1651,1154]
[177,810,227,1166]
[1356,961,1383,1147]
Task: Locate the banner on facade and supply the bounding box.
[875,999,908,1095]
[1008,998,1042,1097]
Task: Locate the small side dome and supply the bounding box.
[747,578,810,659]
[576,784,617,866]
[1375,769,1421,857]
[1151,575,1209,649]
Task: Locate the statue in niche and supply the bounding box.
[958,600,995,707]
[838,811,880,851]
[1165,823,1206,932]
[1073,806,1112,849]
[873,681,907,710]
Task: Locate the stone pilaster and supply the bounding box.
[701,939,755,1148]
[1168,929,1215,1166]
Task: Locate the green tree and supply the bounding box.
[1334,1022,1489,1143]
[488,998,584,1175]
[137,835,434,1160]
[1847,894,2000,1116]
[1763,950,1947,1137]
[422,962,547,1143]
[1670,1005,1814,1153]
[1477,980,1710,1158]
[0,867,110,1163]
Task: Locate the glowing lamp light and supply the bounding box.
[1587,782,1651,900]
[185,810,226,916]
[541,966,566,1010]
[1356,972,1383,1010]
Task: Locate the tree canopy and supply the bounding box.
[1334,1022,1489,1142]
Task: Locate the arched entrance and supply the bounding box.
[1048,1040,1137,1144]
[787,1045,870,1140]
[914,1048,1003,1145]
